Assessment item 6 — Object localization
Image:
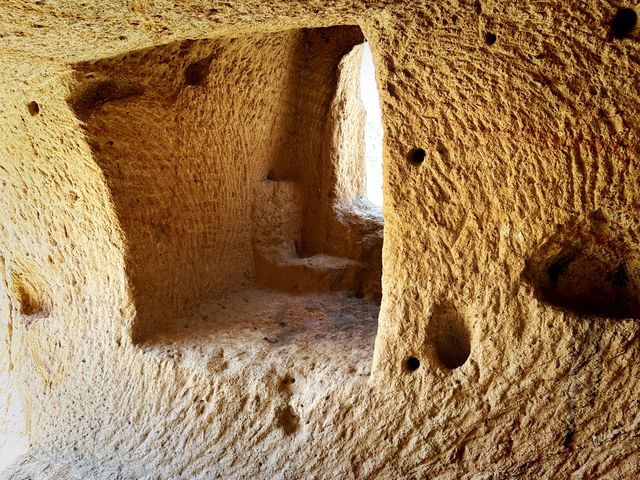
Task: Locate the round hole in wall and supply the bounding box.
[27,101,40,116]
[611,8,637,38]
[406,148,426,165]
[405,356,421,372]
[484,32,497,45]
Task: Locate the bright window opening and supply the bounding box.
[359,43,383,208]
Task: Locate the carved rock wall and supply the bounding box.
[1,1,639,478]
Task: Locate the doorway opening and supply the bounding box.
[69,27,384,378]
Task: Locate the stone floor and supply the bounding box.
[138,288,380,379]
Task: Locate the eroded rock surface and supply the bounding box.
[1,1,640,478]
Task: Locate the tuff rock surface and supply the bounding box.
[1,1,640,478]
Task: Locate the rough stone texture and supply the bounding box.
[1,1,640,479]
[0,257,29,471]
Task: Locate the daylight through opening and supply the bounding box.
[359,43,383,208]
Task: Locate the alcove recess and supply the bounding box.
[523,209,640,319]
[68,26,383,362]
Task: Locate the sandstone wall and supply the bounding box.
[0,255,28,471]
[1,1,640,478]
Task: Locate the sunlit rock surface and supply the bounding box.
[1,1,640,478]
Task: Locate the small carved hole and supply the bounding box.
[484,32,497,45]
[185,57,213,86]
[611,8,637,39]
[407,148,426,165]
[405,356,421,372]
[27,101,40,116]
